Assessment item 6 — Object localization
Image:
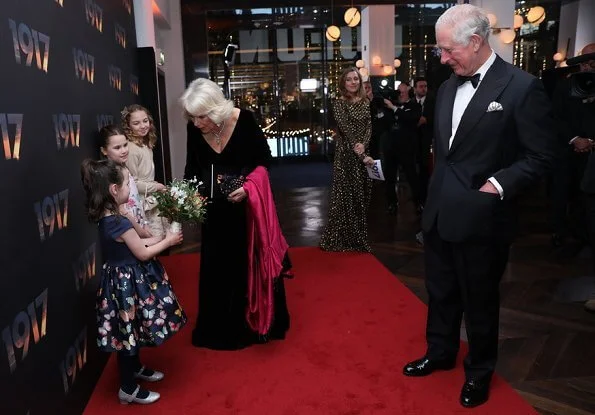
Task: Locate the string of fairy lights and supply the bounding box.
[260,117,335,142]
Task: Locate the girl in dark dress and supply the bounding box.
[80,159,186,405]
[180,78,290,350]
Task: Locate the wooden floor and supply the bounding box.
[172,162,595,415]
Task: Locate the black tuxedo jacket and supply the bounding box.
[386,100,421,149]
[421,56,557,242]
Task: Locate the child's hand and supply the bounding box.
[166,230,183,246]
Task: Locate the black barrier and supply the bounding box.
[0,0,138,413]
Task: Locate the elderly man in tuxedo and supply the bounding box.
[403,4,556,408]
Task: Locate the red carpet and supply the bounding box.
[84,247,537,414]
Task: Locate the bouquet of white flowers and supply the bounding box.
[154,177,207,232]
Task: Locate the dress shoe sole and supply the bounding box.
[460,398,488,409]
[403,361,456,377]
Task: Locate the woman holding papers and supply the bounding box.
[320,67,374,252]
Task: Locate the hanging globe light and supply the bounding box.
[533,13,546,25]
[358,67,369,79]
[553,52,564,62]
[344,7,361,27]
[355,59,365,68]
[499,29,516,44]
[526,6,545,25]
[326,25,340,42]
[513,14,524,30]
[393,58,402,68]
[383,65,393,75]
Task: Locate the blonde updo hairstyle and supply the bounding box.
[179,78,234,126]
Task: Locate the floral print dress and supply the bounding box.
[96,215,186,354]
[125,173,147,226]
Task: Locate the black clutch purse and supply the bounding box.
[217,174,245,196]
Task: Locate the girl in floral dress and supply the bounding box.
[81,158,186,405]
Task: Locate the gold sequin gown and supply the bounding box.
[320,98,373,252]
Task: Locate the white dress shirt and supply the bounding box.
[448,51,504,198]
[416,95,426,112]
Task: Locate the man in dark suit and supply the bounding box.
[382,83,422,214]
[563,45,595,311]
[413,77,435,206]
[549,44,595,248]
[402,4,556,408]
[364,80,392,160]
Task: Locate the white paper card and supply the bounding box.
[366,159,385,181]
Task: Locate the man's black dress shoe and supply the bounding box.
[402,357,456,377]
[460,380,490,408]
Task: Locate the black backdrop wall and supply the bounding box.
[0,0,138,413]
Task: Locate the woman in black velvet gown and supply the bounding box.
[180,78,290,350]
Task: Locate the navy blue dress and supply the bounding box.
[96,215,187,355]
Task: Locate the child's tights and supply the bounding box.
[117,352,142,392]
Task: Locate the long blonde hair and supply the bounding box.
[337,67,366,101]
[120,104,158,149]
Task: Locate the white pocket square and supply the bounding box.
[486,101,503,112]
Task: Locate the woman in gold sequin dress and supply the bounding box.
[320,67,374,252]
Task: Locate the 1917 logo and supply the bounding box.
[34,189,69,242]
[73,243,96,291]
[96,114,114,130]
[59,327,87,395]
[108,65,122,91]
[1,113,23,160]
[130,74,139,95]
[52,114,80,149]
[85,0,103,32]
[73,48,94,84]
[1,289,48,373]
[8,20,50,73]
[115,24,126,48]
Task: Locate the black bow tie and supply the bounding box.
[457,73,481,88]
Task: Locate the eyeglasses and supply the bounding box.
[435,46,460,58]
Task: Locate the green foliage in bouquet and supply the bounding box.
[154,178,208,224]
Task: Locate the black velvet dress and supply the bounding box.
[184,110,290,350]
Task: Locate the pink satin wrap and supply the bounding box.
[244,166,289,335]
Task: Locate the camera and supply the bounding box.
[570,72,595,98]
[376,85,398,101]
[567,52,595,98]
